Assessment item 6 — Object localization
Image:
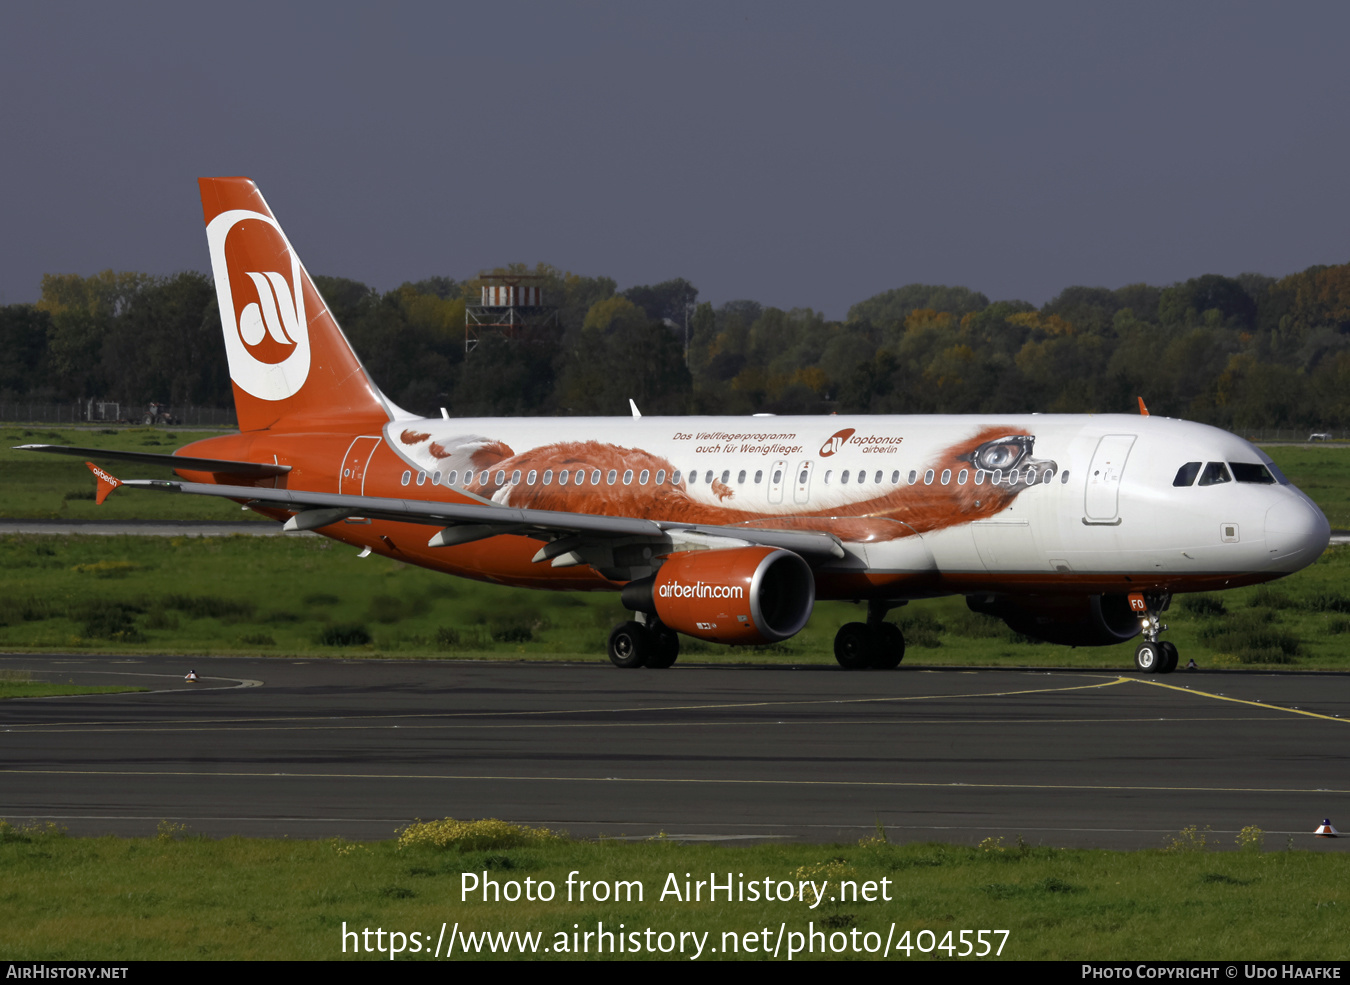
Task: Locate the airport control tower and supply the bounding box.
[465,273,559,353]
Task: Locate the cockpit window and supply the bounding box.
[1263,460,1290,485]
[1198,462,1232,486]
[1230,462,1276,484]
[1173,462,1201,487]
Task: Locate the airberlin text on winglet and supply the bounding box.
[84,462,121,505]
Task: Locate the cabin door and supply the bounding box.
[340,436,382,495]
[1083,434,1136,524]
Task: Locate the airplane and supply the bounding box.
[20,177,1332,674]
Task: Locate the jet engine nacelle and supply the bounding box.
[621,547,815,645]
[967,593,1141,647]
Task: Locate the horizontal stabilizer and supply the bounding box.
[17,445,290,477]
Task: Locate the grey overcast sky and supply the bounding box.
[2,2,1347,318]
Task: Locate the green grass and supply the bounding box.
[0,820,1344,960]
[1264,445,1350,530]
[0,426,268,521]
[0,682,148,698]
[0,668,147,698]
[2,531,1350,669]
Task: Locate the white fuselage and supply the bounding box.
[378,412,1329,598]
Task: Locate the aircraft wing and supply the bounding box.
[109,474,847,563]
[17,444,290,477]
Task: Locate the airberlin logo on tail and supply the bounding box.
[658,580,745,600]
[239,271,301,348]
[819,428,856,457]
[204,209,312,401]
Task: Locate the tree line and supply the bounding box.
[3,261,1349,430]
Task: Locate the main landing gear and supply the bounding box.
[608,617,679,669]
[1132,593,1178,674]
[834,600,906,670]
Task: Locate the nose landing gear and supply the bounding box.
[1131,593,1177,674]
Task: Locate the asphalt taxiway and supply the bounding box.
[1,654,1347,848]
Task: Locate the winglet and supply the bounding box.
[629,398,642,418]
[1137,396,1150,417]
[85,462,122,504]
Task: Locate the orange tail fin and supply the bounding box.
[199,177,397,433]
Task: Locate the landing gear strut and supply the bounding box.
[834,600,906,670]
[607,615,680,669]
[1132,593,1178,674]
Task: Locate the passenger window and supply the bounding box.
[923,469,934,485]
[705,470,714,484]
[494,470,505,485]
[974,470,985,484]
[511,470,522,484]
[1008,469,1020,485]
[671,470,681,484]
[720,470,730,485]
[654,469,664,484]
[737,470,746,484]
[433,470,442,485]
[772,469,782,484]
[417,471,426,485]
[992,469,1003,484]
[907,470,917,484]
[874,471,882,484]
[857,470,866,485]
[1025,467,1036,484]
[688,470,698,484]
[824,470,833,484]
[622,469,634,485]
[527,470,537,485]
[891,471,899,484]
[401,470,411,486]
[542,469,553,484]
[1198,462,1232,486]
[558,469,569,485]
[1231,463,1276,484]
[940,469,951,484]
[841,470,850,484]
[639,469,650,484]
[754,470,763,483]
[447,470,458,485]
[957,469,968,484]
[607,469,618,485]
[591,469,602,485]
[1173,462,1201,487]
[1060,470,1070,484]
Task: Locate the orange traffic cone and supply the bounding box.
[1314,818,1339,837]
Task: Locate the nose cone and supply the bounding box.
[1264,497,1331,573]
